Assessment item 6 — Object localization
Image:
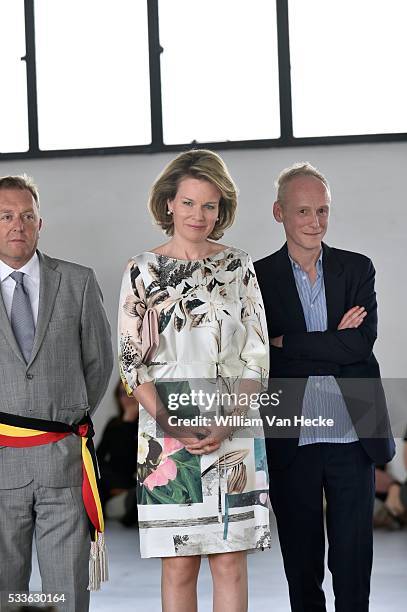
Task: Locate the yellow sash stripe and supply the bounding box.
[82,437,104,532]
[0,424,45,438]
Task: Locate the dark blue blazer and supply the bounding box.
[254,242,395,469]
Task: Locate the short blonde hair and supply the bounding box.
[0,174,40,208]
[275,162,330,205]
[148,149,238,240]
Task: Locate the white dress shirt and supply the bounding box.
[0,252,40,325]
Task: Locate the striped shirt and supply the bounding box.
[289,252,358,446]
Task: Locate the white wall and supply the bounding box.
[1,141,406,439]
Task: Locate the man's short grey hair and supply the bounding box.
[0,174,40,208]
[275,162,330,205]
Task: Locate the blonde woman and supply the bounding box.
[118,150,270,612]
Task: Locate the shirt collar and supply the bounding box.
[288,250,323,274]
[0,252,40,283]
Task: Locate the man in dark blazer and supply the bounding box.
[0,175,113,611]
[254,163,394,612]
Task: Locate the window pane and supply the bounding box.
[34,0,151,150]
[0,0,28,153]
[159,0,280,144]
[289,0,407,137]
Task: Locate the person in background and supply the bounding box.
[374,428,407,528]
[97,381,139,526]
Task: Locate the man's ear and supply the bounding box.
[273,201,283,223]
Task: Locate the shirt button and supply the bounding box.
[26,373,34,380]
[302,275,306,280]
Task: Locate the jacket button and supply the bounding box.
[26,373,34,380]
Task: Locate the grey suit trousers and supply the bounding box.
[0,481,90,612]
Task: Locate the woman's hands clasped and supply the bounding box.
[184,423,234,455]
[165,422,212,450]
[166,421,233,455]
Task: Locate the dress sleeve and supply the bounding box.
[239,254,270,383]
[118,259,155,394]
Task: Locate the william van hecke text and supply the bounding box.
[167,415,334,428]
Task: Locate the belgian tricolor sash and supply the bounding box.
[0,411,108,591]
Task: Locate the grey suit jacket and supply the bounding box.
[0,251,113,488]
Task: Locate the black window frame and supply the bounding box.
[1,0,406,161]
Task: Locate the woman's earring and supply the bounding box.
[167,209,173,215]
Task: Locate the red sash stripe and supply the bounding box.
[82,462,102,533]
[0,431,69,447]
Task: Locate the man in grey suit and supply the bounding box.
[0,175,113,611]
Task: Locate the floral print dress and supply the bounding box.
[118,246,271,557]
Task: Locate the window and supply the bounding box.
[159,0,280,144]
[0,0,29,153]
[1,0,406,159]
[289,0,407,137]
[34,0,151,150]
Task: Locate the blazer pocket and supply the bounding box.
[47,315,77,330]
[60,404,89,414]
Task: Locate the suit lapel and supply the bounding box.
[0,284,26,365]
[274,243,307,332]
[28,251,61,366]
[322,243,345,330]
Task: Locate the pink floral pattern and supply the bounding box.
[143,457,177,491]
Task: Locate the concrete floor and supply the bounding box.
[29,516,407,611]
